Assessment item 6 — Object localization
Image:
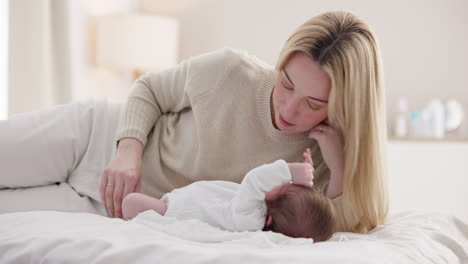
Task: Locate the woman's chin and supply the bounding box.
[279,126,304,134]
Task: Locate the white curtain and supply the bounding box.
[0,0,8,120]
[8,0,72,115]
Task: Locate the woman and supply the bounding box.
[0,11,387,233]
[102,10,388,233]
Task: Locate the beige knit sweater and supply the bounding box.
[116,47,330,199]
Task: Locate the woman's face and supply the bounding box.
[271,52,331,133]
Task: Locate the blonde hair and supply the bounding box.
[276,11,388,233]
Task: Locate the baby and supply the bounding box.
[122,149,337,242]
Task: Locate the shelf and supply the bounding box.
[388,136,468,143]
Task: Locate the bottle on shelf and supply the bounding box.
[409,110,423,138]
[426,99,445,139]
[393,98,409,138]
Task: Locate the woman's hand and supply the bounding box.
[100,138,143,218]
[308,120,345,198]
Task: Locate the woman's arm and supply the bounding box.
[308,121,345,199]
[115,66,192,147]
[102,48,240,218]
[100,137,144,218]
[115,48,235,146]
[102,63,191,218]
[326,165,344,199]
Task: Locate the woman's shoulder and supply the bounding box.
[184,47,274,94]
[186,47,273,73]
[222,47,273,71]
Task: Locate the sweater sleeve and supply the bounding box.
[228,160,292,231]
[115,48,240,146]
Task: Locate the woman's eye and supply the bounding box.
[307,101,319,111]
[281,82,293,90]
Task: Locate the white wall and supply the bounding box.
[69,0,136,102]
[8,0,74,115]
[0,0,7,120]
[12,0,467,124]
[388,140,468,222]
[141,0,468,138]
[8,0,50,115]
[7,0,138,116]
[8,0,468,119]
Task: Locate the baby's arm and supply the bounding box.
[229,150,314,230]
[122,193,167,220]
[228,160,292,230]
[236,160,292,202]
[234,149,314,211]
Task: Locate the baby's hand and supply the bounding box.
[303,148,313,166]
[288,148,315,188]
[288,162,314,188]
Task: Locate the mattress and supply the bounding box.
[0,210,467,263]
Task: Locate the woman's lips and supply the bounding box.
[279,114,294,127]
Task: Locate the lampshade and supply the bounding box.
[95,14,179,72]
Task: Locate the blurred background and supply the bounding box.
[1,0,467,221]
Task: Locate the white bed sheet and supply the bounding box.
[0,210,467,263]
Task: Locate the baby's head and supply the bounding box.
[263,184,336,242]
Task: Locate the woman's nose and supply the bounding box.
[283,97,299,118]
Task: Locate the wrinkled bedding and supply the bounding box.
[0,210,467,263]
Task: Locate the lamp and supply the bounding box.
[95,14,179,79]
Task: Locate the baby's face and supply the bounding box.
[264,183,291,201]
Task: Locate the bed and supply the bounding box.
[0,210,467,263]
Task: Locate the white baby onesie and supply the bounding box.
[161,160,292,231]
